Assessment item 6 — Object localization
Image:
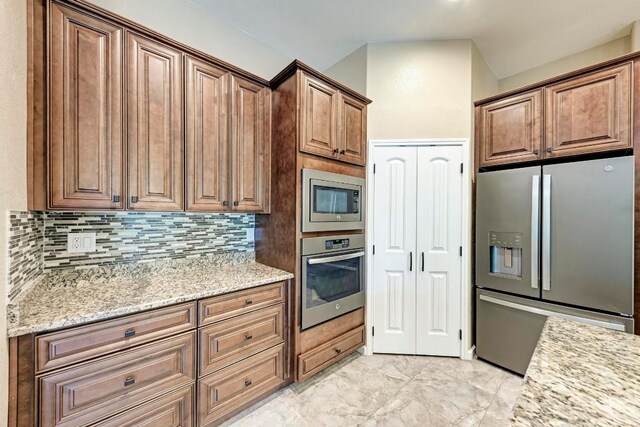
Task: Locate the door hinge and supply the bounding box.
[459,246,462,257]
[372,245,376,255]
[459,329,462,340]
[372,326,375,336]
[460,163,463,174]
[373,163,376,174]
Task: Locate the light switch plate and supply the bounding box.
[67,233,96,253]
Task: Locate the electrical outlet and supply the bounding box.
[67,233,96,253]
[246,228,255,240]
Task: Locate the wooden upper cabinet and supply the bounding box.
[337,93,367,166]
[230,75,271,213]
[49,3,124,209]
[545,63,632,158]
[300,72,339,159]
[126,32,184,211]
[185,56,229,212]
[477,90,543,167]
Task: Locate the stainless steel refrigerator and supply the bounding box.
[476,156,634,375]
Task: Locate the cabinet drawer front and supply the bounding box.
[198,344,284,426]
[36,303,196,373]
[198,282,285,325]
[93,384,194,427]
[199,304,285,376]
[298,326,364,381]
[39,332,195,427]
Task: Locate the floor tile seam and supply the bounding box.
[356,375,420,426]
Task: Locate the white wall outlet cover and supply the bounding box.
[67,232,97,253]
[246,228,255,240]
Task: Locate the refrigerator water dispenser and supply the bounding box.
[489,232,523,279]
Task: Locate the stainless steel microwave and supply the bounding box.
[302,169,365,232]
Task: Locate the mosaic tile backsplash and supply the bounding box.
[7,211,256,300]
[7,211,44,302]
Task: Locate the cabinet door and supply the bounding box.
[49,3,124,209]
[545,63,631,158]
[185,56,229,212]
[127,33,184,211]
[477,90,543,167]
[300,72,339,159]
[230,75,271,213]
[337,93,367,166]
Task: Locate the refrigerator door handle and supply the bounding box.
[531,175,540,289]
[479,294,626,332]
[542,174,552,291]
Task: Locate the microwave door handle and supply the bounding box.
[308,251,366,265]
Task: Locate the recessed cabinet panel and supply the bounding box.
[49,3,124,209]
[545,63,632,157]
[300,73,339,159]
[478,90,543,167]
[338,93,367,166]
[230,75,271,213]
[185,56,229,211]
[127,33,184,211]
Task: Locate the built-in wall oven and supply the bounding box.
[302,169,365,232]
[301,234,365,330]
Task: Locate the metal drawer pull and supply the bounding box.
[244,380,252,387]
[124,328,136,338]
[124,376,135,386]
[335,348,342,354]
[245,333,253,340]
[245,299,253,305]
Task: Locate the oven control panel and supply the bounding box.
[325,238,350,250]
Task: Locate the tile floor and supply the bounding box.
[225,353,523,426]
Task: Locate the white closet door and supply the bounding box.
[416,146,463,356]
[372,146,418,354]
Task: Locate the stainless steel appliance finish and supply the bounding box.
[476,156,635,374]
[301,234,365,330]
[477,288,634,375]
[302,169,365,232]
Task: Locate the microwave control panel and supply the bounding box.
[325,238,350,250]
[352,191,360,213]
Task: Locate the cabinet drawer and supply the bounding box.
[198,282,285,325]
[199,304,285,377]
[93,384,194,427]
[36,302,196,373]
[198,344,285,426]
[39,332,195,427]
[298,325,364,381]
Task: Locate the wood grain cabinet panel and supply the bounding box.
[198,344,285,427]
[230,75,271,213]
[477,90,543,167]
[36,302,196,373]
[93,384,194,427]
[198,281,286,326]
[337,93,367,166]
[185,55,229,212]
[39,332,195,427]
[545,63,632,157]
[300,72,339,160]
[49,3,124,209]
[297,326,364,381]
[199,304,285,377]
[126,32,184,211]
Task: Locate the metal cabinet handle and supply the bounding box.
[233,201,239,207]
[245,333,253,340]
[339,149,345,155]
[335,348,342,354]
[124,328,136,338]
[409,252,413,272]
[542,175,552,291]
[421,252,425,272]
[124,376,135,387]
[546,147,553,153]
[533,149,539,155]
[223,201,229,207]
[244,380,252,387]
[333,149,339,154]
[245,299,253,305]
[130,196,138,204]
[112,195,120,203]
[531,175,540,289]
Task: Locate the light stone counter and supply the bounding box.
[512,316,640,426]
[7,252,293,337]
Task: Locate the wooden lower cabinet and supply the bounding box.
[198,344,285,426]
[93,384,194,427]
[298,326,365,381]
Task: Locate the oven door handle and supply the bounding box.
[307,251,365,265]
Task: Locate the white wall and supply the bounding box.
[499,36,632,92]
[0,0,28,424]
[324,44,368,96]
[87,0,292,79]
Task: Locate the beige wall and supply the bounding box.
[87,0,292,79]
[366,40,473,140]
[472,43,499,102]
[0,0,28,425]
[499,36,632,92]
[324,44,368,96]
[632,20,640,52]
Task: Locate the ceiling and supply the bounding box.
[188,0,639,79]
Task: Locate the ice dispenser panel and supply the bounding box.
[489,232,523,279]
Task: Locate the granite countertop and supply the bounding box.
[512,317,640,426]
[7,253,293,337]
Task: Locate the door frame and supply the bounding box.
[364,139,472,359]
